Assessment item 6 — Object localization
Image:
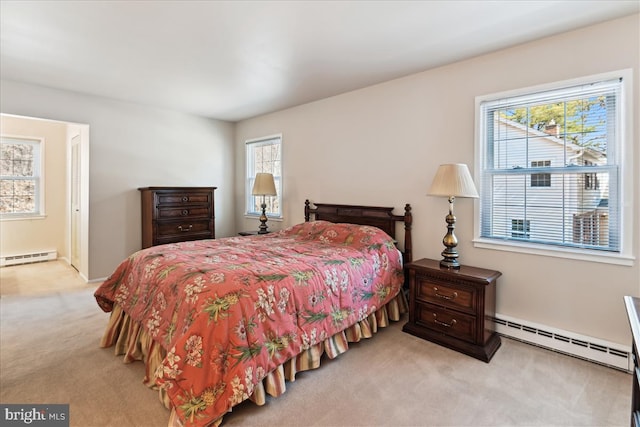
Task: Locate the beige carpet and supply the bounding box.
[0,287,632,427]
[0,260,91,296]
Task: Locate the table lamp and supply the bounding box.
[428,163,479,269]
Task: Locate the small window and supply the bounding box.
[246,135,282,218]
[583,160,600,190]
[0,137,43,217]
[511,219,531,239]
[530,160,551,187]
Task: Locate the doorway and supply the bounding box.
[0,114,90,281]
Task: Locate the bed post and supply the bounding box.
[304,199,312,222]
[403,204,413,263]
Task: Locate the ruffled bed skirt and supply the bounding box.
[100,291,408,426]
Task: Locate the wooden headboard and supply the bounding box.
[304,199,412,263]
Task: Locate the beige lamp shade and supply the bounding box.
[251,173,277,196]
[428,164,479,198]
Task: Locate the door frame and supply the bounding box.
[66,123,90,281]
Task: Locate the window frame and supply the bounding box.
[473,70,634,266]
[245,134,282,219]
[0,135,45,220]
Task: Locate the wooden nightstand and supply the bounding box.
[402,258,501,362]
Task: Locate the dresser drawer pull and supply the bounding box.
[181,209,189,216]
[433,313,457,328]
[178,225,193,232]
[182,196,189,202]
[433,287,457,300]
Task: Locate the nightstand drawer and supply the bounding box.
[416,276,476,314]
[416,303,476,344]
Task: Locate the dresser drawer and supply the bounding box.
[416,276,476,314]
[416,302,476,344]
[157,206,211,220]
[156,192,212,206]
[157,219,212,238]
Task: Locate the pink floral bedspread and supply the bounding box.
[95,220,404,426]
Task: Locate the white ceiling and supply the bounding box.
[1,1,638,122]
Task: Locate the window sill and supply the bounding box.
[0,214,47,221]
[473,238,635,267]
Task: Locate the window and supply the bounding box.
[0,137,43,217]
[511,219,531,239]
[530,160,551,187]
[583,160,600,190]
[475,72,631,263]
[246,135,282,218]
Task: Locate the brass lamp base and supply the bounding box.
[258,201,269,234]
[440,250,460,269]
[440,197,460,269]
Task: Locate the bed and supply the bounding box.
[95,200,413,427]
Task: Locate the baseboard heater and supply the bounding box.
[494,313,632,372]
[0,250,57,267]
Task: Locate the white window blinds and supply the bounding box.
[478,78,622,252]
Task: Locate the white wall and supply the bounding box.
[0,115,68,259]
[0,82,236,280]
[235,15,640,346]
[0,13,636,347]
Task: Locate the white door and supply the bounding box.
[70,134,81,270]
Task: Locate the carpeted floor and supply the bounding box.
[0,287,632,427]
[0,260,90,296]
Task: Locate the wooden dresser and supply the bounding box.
[624,296,640,427]
[403,258,501,362]
[139,187,216,248]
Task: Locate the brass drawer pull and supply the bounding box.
[433,313,457,328]
[433,286,457,300]
[178,225,193,232]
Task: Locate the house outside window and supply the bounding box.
[246,135,282,218]
[475,71,632,264]
[0,137,43,217]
